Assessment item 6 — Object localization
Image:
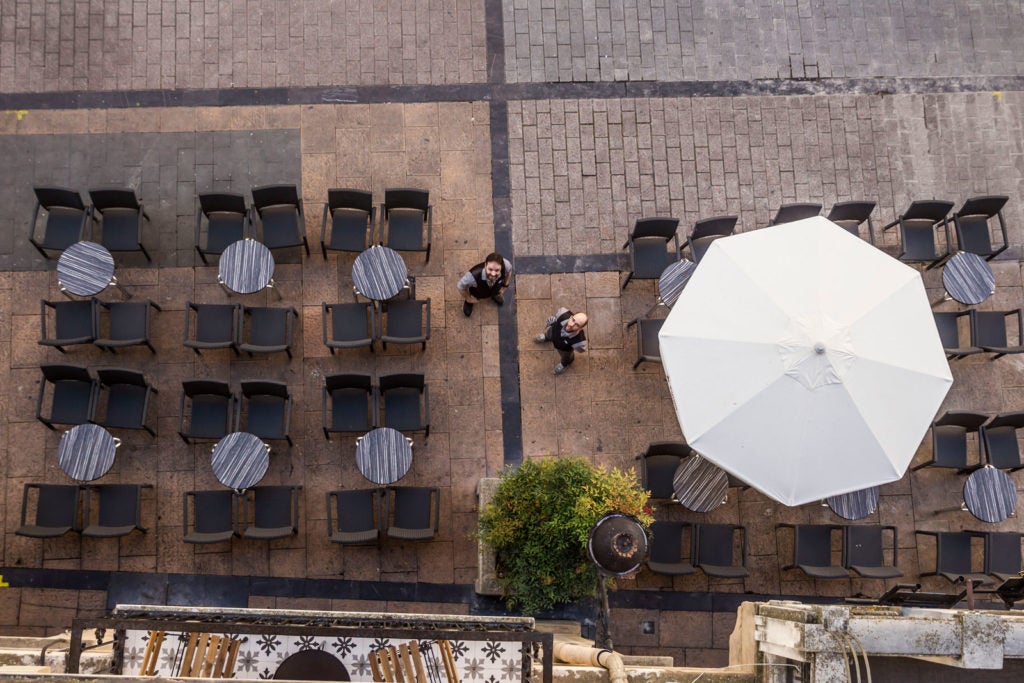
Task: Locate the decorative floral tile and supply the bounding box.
[123,629,527,681]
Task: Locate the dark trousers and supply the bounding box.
[544,326,575,366]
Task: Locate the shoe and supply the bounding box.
[493,294,504,306]
[553,363,567,375]
[463,301,474,317]
[534,333,547,343]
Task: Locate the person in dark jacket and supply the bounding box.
[457,252,513,317]
[534,307,588,374]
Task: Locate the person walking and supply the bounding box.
[457,252,513,317]
[534,307,588,374]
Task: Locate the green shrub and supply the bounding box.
[478,457,653,614]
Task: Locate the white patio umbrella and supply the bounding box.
[659,216,952,506]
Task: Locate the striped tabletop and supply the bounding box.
[963,466,1017,523]
[942,251,995,305]
[826,486,879,520]
[218,239,275,294]
[211,432,270,491]
[672,456,729,512]
[57,423,118,482]
[658,259,697,308]
[56,241,115,296]
[352,246,408,301]
[355,427,413,485]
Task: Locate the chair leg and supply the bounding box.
[633,357,642,370]
[621,272,633,289]
[321,243,328,259]
[140,243,152,263]
[196,246,209,265]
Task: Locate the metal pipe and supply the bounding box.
[552,641,628,683]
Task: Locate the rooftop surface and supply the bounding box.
[1,0,1024,669]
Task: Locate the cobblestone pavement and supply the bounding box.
[503,0,1024,83]
[1,0,1024,672]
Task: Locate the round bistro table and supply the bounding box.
[942,251,995,305]
[57,423,119,482]
[963,466,1017,523]
[211,432,270,491]
[57,241,116,296]
[672,456,729,512]
[352,246,408,301]
[218,239,276,294]
[355,427,413,485]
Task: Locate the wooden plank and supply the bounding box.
[222,638,241,678]
[140,630,165,676]
[179,633,200,677]
[439,640,459,683]
[389,646,405,683]
[410,640,428,683]
[202,635,221,678]
[370,650,386,682]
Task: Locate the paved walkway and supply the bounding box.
[1,0,1024,670]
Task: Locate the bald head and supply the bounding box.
[565,312,588,333]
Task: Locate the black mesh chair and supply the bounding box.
[81,484,151,537]
[240,486,301,540]
[237,306,298,358]
[380,298,430,350]
[322,302,375,353]
[322,374,377,440]
[981,413,1024,471]
[327,489,382,544]
[953,196,1009,260]
[385,486,439,540]
[94,368,158,436]
[881,200,955,269]
[238,381,293,446]
[972,310,1024,359]
[379,374,430,438]
[983,531,1023,582]
[826,201,876,244]
[321,188,375,257]
[637,442,690,500]
[380,189,432,261]
[195,192,250,264]
[933,310,980,359]
[646,521,695,575]
[626,317,664,369]
[912,411,989,472]
[29,187,91,259]
[39,299,97,352]
[692,523,749,578]
[88,188,152,262]
[37,364,98,430]
[94,300,161,354]
[251,184,309,255]
[684,215,736,263]
[15,484,80,538]
[842,525,902,579]
[183,490,238,544]
[179,380,236,444]
[769,203,821,225]
[621,217,680,289]
[915,530,991,585]
[779,524,849,578]
[183,302,240,355]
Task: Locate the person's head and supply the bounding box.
[483,252,504,280]
[565,312,588,333]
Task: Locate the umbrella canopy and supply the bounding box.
[659,216,952,506]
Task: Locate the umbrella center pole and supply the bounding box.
[813,342,826,354]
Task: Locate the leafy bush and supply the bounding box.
[478,457,653,614]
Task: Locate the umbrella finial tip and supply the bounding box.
[814,342,826,354]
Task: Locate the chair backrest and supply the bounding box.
[41,364,92,384]
[251,184,299,209]
[631,217,679,240]
[693,523,744,568]
[646,441,691,458]
[985,532,1023,578]
[328,188,373,213]
[97,368,147,388]
[387,486,438,538]
[35,186,86,211]
[933,311,964,349]
[935,531,977,575]
[89,188,140,212]
[384,188,429,214]
[690,215,737,241]
[973,311,1012,347]
[199,192,247,216]
[648,521,688,565]
[827,201,875,225]
[326,373,373,393]
[983,416,1024,468]
[22,484,80,532]
[639,453,681,500]
[331,489,379,534]
[772,203,821,224]
[792,525,837,566]
[957,195,1008,219]
[380,373,425,393]
[843,525,886,567]
[183,380,232,398]
[178,632,240,678]
[189,490,236,535]
[902,200,954,223]
[250,486,297,530]
[241,380,290,399]
[92,484,142,527]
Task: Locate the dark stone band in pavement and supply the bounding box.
[4,76,1024,111]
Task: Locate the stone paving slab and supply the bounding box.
[503,0,1024,83]
[0,0,487,93]
[508,92,1024,259]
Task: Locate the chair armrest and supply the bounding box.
[21,484,35,527]
[377,204,386,245]
[671,234,680,256]
[326,491,336,536]
[993,210,1009,257]
[939,217,952,256]
[881,216,901,231]
[195,206,204,249]
[283,396,293,440]
[321,303,330,345]
[291,485,301,533]
[738,526,747,567]
[424,205,432,246]
[139,201,150,222]
[183,491,193,537]
[865,217,876,245]
[286,307,298,345]
[183,303,195,344]
[1015,310,1024,344]
[39,299,49,340]
[372,386,380,427]
[422,384,430,424]
[369,206,378,246]
[423,299,431,339]
[29,202,41,246]
[432,488,440,532]
[320,202,329,249]
[178,392,189,437]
